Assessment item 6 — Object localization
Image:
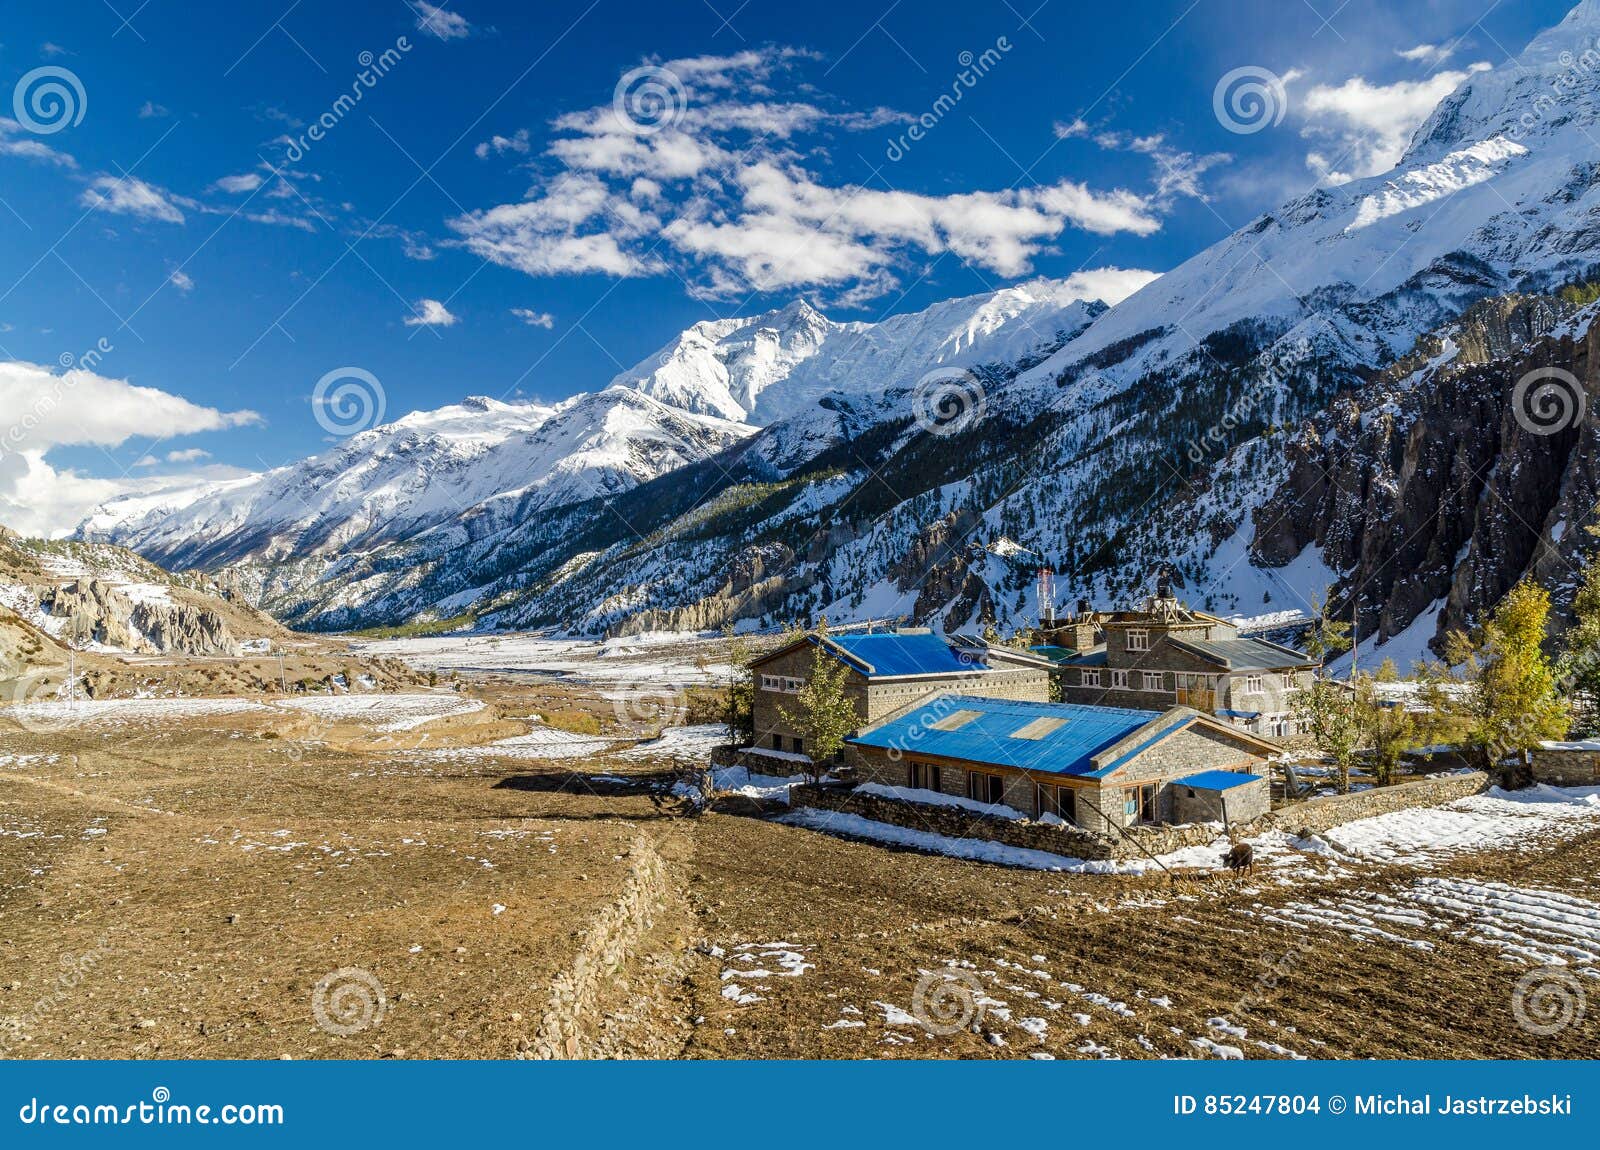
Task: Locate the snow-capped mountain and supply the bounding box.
[612,285,1105,424]
[84,389,753,572]
[76,2,1600,649]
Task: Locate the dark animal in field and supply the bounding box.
[1222,840,1254,875]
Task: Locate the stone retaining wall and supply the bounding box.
[787,769,1491,866]
[1528,748,1600,787]
[1255,771,1489,837]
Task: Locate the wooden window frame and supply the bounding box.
[1141,670,1165,692]
[1126,628,1150,652]
[966,769,1004,805]
[1081,668,1101,687]
[1111,669,1128,689]
[909,761,942,793]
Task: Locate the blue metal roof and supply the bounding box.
[1176,769,1264,791]
[822,632,983,677]
[848,695,1162,777]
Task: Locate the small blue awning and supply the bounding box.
[1176,769,1264,791]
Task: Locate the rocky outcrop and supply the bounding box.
[1252,294,1600,654]
[41,579,240,656]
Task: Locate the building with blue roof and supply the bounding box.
[747,628,1053,761]
[845,692,1276,835]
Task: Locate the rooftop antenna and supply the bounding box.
[1036,566,1055,629]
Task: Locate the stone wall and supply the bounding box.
[1528,747,1600,787]
[1255,771,1489,837]
[788,769,1492,867]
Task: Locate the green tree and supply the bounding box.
[780,626,858,784]
[1557,550,1600,736]
[1354,673,1416,785]
[1292,677,1361,793]
[1438,580,1570,773]
[720,623,756,748]
[1374,657,1401,683]
[1303,586,1353,663]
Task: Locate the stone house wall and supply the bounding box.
[750,641,1049,755]
[1528,747,1600,786]
[787,770,1491,866]
[848,720,1266,835]
[1172,779,1271,825]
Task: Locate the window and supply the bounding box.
[1243,674,1263,694]
[1142,671,1165,692]
[1010,716,1067,740]
[792,736,805,755]
[759,674,805,694]
[1081,668,1101,687]
[1126,628,1149,652]
[929,709,981,731]
[966,771,1004,805]
[1123,783,1157,825]
[1036,784,1077,825]
[771,733,783,750]
[1282,673,1296,691]
[1111,669,1129,689]
[909,761,941,792]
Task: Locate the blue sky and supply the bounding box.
[0,0,1578,533]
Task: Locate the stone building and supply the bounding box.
[1038,593,1318,739]
[846,695,1275,834]
[748,629,1052,760]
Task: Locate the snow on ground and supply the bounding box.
[778,808,1138,872]
[352,632,733,687]
[409,724,616,762]
[1318,785,1600,865]
[1253,877,1600,972]
[711,765,810,803]
[1,697,272,726]
[271,693,485,732]
[855,782,1028,821]
[719,941,814,1007]
[618,723,729,761]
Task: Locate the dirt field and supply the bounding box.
[1,676,1596,1060]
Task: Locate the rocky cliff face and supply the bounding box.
[1251,294,1600,652]
[40,579,240,656]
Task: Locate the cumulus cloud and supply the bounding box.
[1397,43,1457,66]
[404,298,460,327]
[414,1,472,40]
[1299,63,1491,184]
[510,308,556,328]
[165,447,210,463]
[168,269,194,293]
[0,359,258,536]
[79,175,188,224]
[1057,267,1162,306]
[449,48,1164,302]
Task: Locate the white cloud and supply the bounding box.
[0,117,76,167]
[475,129,530,159]
[168,269,194,293]
[79,175,187,224]
[0,359,258,536]
[451,49,1164,302]
[1397,43,1457,66]
[1057,266,1162,306]
[214,172,264,193]
[415,1,472,40]
[1299,64,1491,184]
[165,447,210,463]
[510,308,556,328]
[404,299,459,327]
[138,101,169,119]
